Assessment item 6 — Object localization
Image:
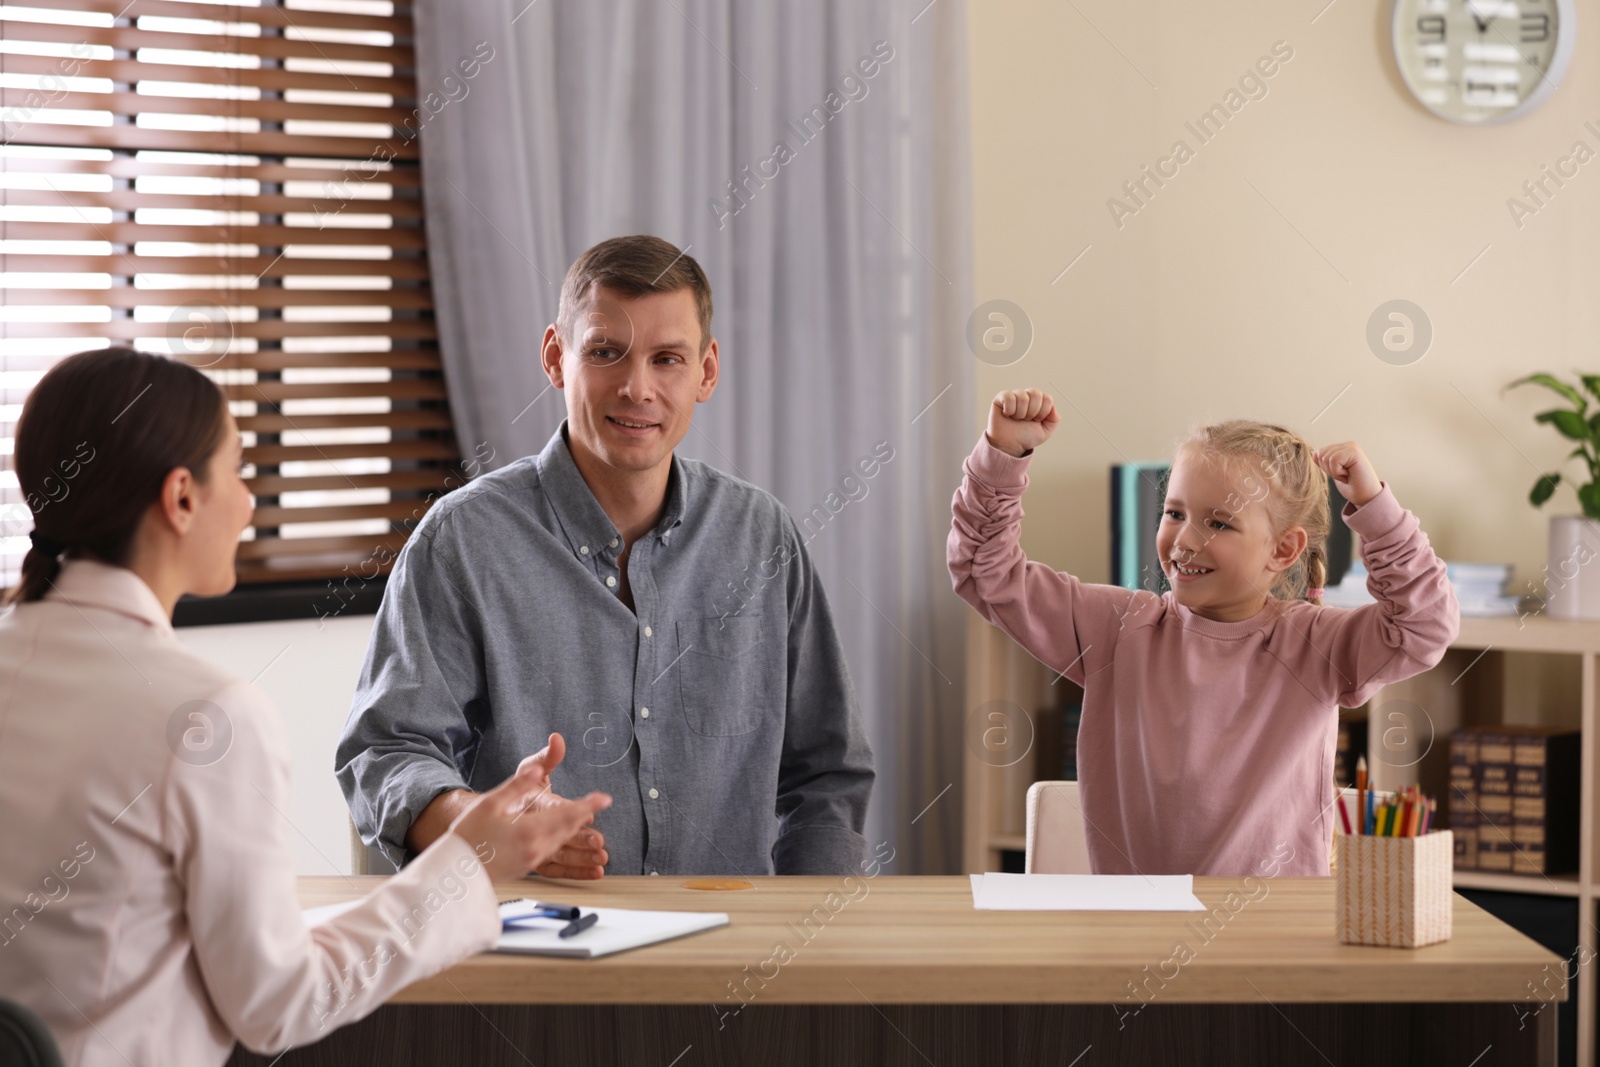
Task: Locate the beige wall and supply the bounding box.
[968,0,1597,594]
[177,616,375,876]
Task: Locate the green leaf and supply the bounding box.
[1582,375,1600,404]
[1535,408,1594,441]
[1566,445,1598,480]
[1580,481,1600,521]
[1508,373,1587,411]
[1530,473,1560,507]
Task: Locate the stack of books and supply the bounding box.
[1444,562,1520,617]
[1320,563,1375,609]
[1321,561,1521,617]
[1448,725,1578,875]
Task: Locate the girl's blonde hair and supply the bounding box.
[1174,419,1329,606]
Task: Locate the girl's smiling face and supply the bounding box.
[1155,450,1308,623]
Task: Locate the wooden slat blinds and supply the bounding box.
[0,0,461,590]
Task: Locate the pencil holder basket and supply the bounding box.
[1334,831,1453,948]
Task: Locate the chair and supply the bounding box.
[0,998,63,1067]
[1026,782,1362,876]
[350,817,398,876]
[1025,780,1093,874]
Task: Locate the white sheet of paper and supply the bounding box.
[495,905,729,959]
[971,873,1206,911]
[302,899,728,959]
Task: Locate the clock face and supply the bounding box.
[1392,0,1576,123]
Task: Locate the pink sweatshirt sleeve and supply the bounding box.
[1299,484,1460,707]
[948,435,1153,685]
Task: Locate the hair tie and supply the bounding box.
[28,529,65,558]
[1307,587,1325,599]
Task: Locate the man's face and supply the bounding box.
[542,286,719,478]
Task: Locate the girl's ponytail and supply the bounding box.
[12,530,66,605]
[1303,543,1327,606]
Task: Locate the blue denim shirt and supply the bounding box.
[336,424,874,875]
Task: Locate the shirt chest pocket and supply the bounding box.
[676,617,773,737]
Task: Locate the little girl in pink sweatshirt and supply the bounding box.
[948,388,1459,877]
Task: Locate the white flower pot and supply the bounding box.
[1545,515,1600,620]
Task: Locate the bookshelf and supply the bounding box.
[962,613,1080,876]
[962,612,1600,1064]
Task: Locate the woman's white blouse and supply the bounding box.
[0,560,501,1066]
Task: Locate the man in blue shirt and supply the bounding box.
[336,235,875,877]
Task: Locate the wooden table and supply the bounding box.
[229,875,1567,1067]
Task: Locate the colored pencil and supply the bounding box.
[1355,756,1367,837]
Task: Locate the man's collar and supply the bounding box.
[536,422,687,559]
[43,558,173,631]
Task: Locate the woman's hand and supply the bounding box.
[1312,441,1382,508]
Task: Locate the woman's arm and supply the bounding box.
[170,681,609,1053]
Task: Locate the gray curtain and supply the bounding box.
[415,0,974,873]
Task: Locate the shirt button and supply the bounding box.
[609,538,619,548]
[650,870,659,876]
[639,707,650,719]
[648,787,659,800]
[643,625,653,637]
[579,545,589,555]
[605,576,617,588]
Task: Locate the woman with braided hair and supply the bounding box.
[0,347,609,1066]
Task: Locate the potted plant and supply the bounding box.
[1506,372,1600,619]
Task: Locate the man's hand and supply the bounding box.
[518,733,610,880]
[1312,441,1382,508]
[986,388,1060,458]
[405,732,609,879]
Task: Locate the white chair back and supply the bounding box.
[1025,780,1093,875]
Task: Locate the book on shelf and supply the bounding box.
[1449,728,1477,869]
[1445,561,1513,586]
[1445,561,1520,617]
[1110,463,1170,595]
[1025,697,1082,784]
[1327,561,1522,617]
[1449,724,1579,876]
[1060,701,1081,781]
[1475,729,1514,872]
[1509,726,1580,876]
[1334,717,1368,789]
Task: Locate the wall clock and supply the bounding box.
[1393,0,1575,123]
